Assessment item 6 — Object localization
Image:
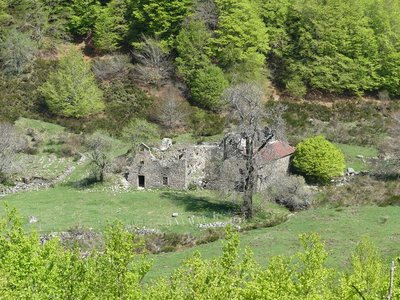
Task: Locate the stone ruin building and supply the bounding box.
[126,134,295,191]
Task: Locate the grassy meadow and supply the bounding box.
[146,204,400,281]
[0,188,236,235]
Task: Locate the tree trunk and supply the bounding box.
[242,135,255,219]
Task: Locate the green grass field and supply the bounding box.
[0,188,237,234]
[336,143,379,171]
[146,205,400,281]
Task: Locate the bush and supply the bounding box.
[121,119,160,146]
[263,175,312,211]
[92,54,131,81]
[292,136,345,184]
[189,108,225,137]
[103,80,153,129]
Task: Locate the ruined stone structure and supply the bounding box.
[126,143,221,189]
[126,137,295,190]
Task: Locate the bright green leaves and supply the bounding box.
[40,48,104,118]
[292,135,346,184]
[190,65,229,111]
[213,0,269,80]
[0,210,399,299]
[129,0,192,44]
[93,0,129,52]
[67,0,101,37]
[0,208,151,299]
[282,0,380,96]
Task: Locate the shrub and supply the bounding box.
[292,135,345,183]
[285,76,307,98]
[189,108,225,137]
[103,80,153,128]
[92,54,131,81]
[263,175,312,211]
[121,119,160,146]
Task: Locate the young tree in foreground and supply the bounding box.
[222,83,274,219]
[40,48,104,118]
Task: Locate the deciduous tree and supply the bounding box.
[40,48,104,118]
[222,83,274,219]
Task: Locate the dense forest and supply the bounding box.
[1,0,400,135]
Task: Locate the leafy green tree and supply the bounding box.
[367,0,400,96]
[128,0,192,44]
[190,64,228,111]
[279,0,380,95]
[292,135,345,183]
[67,0,101,37]
[175,19,212,79]
[339,238,387,299]
[212,0,269,80]
[93,0,129,52]
[40,48,104,118]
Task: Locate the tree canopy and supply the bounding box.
[40,48,104,118]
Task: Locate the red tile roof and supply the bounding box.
[258,141,295,161]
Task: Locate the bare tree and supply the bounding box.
[193,0,218,30]
[155,86,190,131]
[375,111,400,178]
[86,133,113,183]
[221,83,275,219]
[132,37,172,87]
[0,123,23,183]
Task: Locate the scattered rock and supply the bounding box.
[198,222,240,230]
[356,155,364,159]
[29,216,38,224]
[346,167,355,175]
[160,138,173,151]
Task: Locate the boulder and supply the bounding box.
[160,138,173,151]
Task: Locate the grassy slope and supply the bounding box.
[336,143,379,171]
[146,205,400,281]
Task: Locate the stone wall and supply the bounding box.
[185,144,221,187]
[126,142,291,191]
[127,148,187,189]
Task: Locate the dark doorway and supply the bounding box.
[163,176,168,186]
[138,175,145,188]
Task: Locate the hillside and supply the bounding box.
[1,0,400,298]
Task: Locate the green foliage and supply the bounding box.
[121,118,160,146]
[93,0,129,52]
[103,80,153,131]
[213,0,269,80]
[40,48,104,118]
[0,207,151,299]
[189,64,228,111]
[292,136,345,183]
[339,238,387,299]
[0,207,399,298]
[190,108,225,137]
[175,19,212,79]
[271,0,382,95]
[67,0,101,37]
[128,0,192,44]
